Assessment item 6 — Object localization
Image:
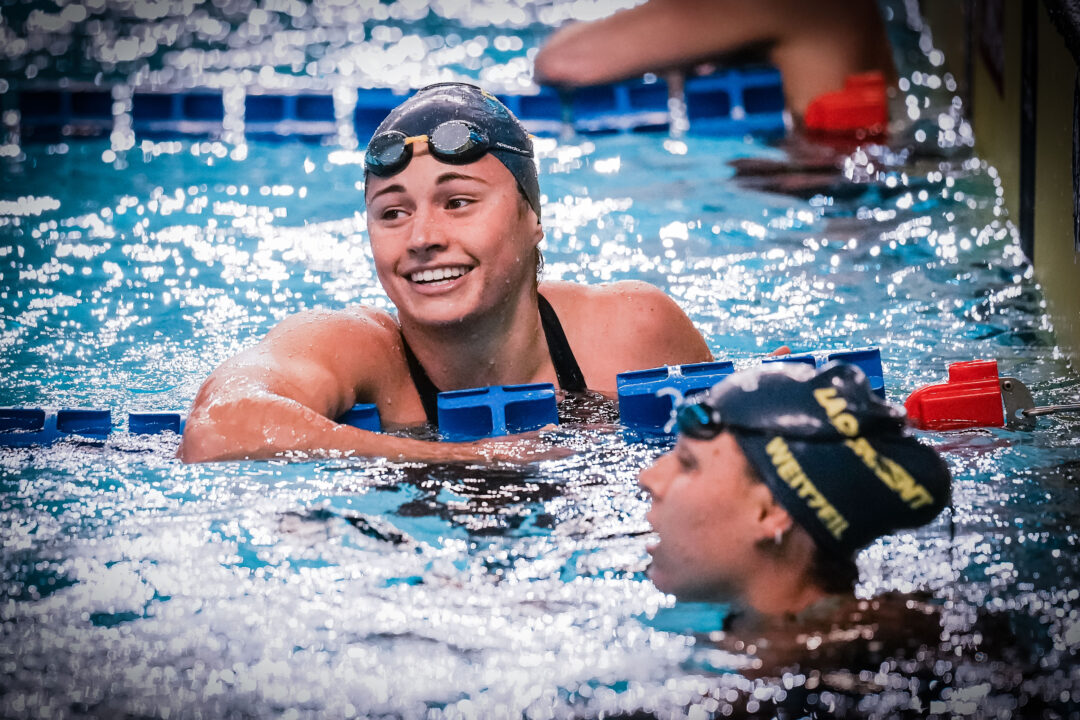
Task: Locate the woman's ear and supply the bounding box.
[749,483,794,541]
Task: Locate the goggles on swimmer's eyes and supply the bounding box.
[364,119,534,177]
[673,401,727,441]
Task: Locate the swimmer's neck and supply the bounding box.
[733,540,831,619]
[398,286,551,390]
[733,582,833,624]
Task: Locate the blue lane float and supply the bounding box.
[0,348,881,446]
[132,91,225,138]
[621,347,884,434]
[335,403,381,433]
[245,92,338,142]
[484,67,785,137]
[0,408,112,447]
[499,79,669,136]
[17,87,113,142]
[16,65,785,143]
[437,383,559,441]
[617,361,735,433]
[0,403,380,447]
[684,67,787,135]
[128,412,186,435]
[763,347,885,396]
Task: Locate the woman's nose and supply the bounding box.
[638,453,672,498]
[407,205,448,253]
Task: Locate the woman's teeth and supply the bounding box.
[410,266,470,284]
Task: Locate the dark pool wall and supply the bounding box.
[923,0,1080,369]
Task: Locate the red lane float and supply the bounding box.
[904,360,1036,431]
[804,71,888,136]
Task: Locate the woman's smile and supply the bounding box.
[402,264,475,296]
[408,265,473,284]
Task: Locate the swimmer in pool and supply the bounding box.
[179,83,715,463]
[533,0,897,126]
[639,362,951,633]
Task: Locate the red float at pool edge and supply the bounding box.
[804,71,888,135]
[905,360,1006,430]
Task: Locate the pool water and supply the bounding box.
[3,1,1080,718]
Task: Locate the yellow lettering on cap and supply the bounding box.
[764,436,849,540]
[813,387,937,512]
[776,457,802,484]
[813,387,860,436]
[878,456,936,509]
[843,437,936,510]
[766,436,794,468]
[813,387,847,418]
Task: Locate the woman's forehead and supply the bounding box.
[681,433,754,476]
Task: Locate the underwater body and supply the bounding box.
[1,0,1079,717]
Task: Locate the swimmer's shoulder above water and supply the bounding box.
[179,83,712,464]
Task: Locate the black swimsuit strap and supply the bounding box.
[401,334,442,425]
[401,292,587,427]
[537,294,587,393]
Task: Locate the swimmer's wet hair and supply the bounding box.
[809,546,860,594]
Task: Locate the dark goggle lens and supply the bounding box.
[675,402,724,440]
[430,121,486,161]
[365,121,516,176]
[365,131,409,175]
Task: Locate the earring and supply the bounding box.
[774,528,784,545]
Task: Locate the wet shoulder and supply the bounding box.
[260,305,423,418]
[540,279,671,321]
[254,305,409,386]
[543,279,707,346]
[264,305,400,346]
[539,281,709,390]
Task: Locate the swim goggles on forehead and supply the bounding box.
[364,120,533,177]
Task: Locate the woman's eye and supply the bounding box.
[380,208,405,221]
[446,197,472,210]
[676,451,696,472]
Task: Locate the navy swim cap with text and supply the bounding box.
[365,83,541,217]
[696,363,952,560]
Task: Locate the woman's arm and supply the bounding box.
[533,0,896,118]
[178,308,551,464]
[534,0,780,88]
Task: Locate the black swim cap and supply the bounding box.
[364,82,541,217]
[685,363,952,560]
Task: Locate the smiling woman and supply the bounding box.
[366,155,541,328]
[178,83,712,463]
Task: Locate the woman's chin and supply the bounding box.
[395,295,474,327]
[404,308,474,329]
[646,563,676,596]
